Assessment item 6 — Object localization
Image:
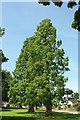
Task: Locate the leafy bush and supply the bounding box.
[63,105,68,110]
[73,102,80,111]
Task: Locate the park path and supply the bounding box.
[53,109,79,114]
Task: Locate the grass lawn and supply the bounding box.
[0,108,80,120]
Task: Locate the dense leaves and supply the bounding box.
[0,28,8,63]
[0,49,8,63]
[8,19,69,113]
[67,1,77,8]
[2,70,12,102]
[0,28,9,106]
[64,88,73,98]
[72,92,79,99]
[72,8,80,31]
[38,0,77,8]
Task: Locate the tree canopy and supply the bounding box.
[0,27,8,63]
[73,92,79,99]
[8,18,69,114]
[0,49,8,63]
[2,70,12,102]
[0,27,9,108]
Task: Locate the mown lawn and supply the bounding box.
[0,108,80,120]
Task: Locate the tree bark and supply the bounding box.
[46,97,52,115]
[28,106,34,113]
[19,103,22,108]
[36,106,37,110]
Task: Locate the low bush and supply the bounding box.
[73,102,80,111]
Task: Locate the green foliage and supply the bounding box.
[9,18,69,107]
[38,0,50,6]
[38,0,80,31]
[53,1,63,7]
[38,0,77,8]
[67,1,77,8]
[73,102,80,111]
[64,105,68,110]
[72,8,80,31]
[0,27,5,37]
[0,28,8,63]
[2,70,12,102]
[0,49,8,63]
[72,92,79,99]
[64,88,73,98]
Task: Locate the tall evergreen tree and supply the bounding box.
[2,70,12,102]
[9,19,69,114]
[0,27,8,108]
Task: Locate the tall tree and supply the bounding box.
[0,27,8,108]
[38,0,80,31]
[9,19,69,114]
[0,27,8,63]
[2,70,12,102]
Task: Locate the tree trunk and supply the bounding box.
[46,97,52,115]
[36,106,37,110]
[19,103,22,108]
[28,106,34,113]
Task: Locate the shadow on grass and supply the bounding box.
[2,113,80,120]
[17,111,45,114]
[52,112,80,120]
[16,111,80,120]
[2,107,25,109]
[2,107,27,112]
[2,116,36,120]
[2,109,12,112]
[1,109,80,120]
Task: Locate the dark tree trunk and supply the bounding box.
[46,97,52,115]
[28,106,34,113]
[19,103,22,108]
[36,106,37,110]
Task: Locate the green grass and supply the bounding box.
[0,108,80,120]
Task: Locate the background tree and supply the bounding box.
[72,92,79,99]
[9,18,69,115]
[64,88,73,98]
[0,27,8,63]
[0,27,8,108]
[38,0,80,31]
[0,27,5,37]
[72,7,80,31]
[0,50,8,63]
[2,70,12,102]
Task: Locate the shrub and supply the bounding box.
[73,102,80,111]
[63,105,68,110]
